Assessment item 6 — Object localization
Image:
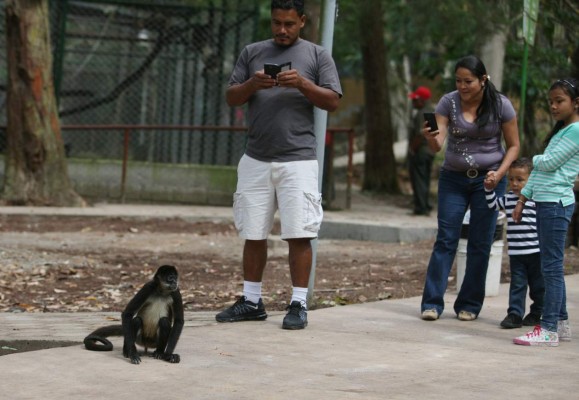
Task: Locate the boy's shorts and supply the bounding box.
[233,154,323,240]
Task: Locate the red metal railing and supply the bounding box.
[2,125,355,207]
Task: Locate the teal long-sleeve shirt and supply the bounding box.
[522,121,579,206]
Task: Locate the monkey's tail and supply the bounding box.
[83,325,123,352]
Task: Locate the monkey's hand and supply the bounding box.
[123,344,141,364]
[153,350,181,363]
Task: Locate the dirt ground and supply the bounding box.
[1,197,579,356]
[2,211,579,316]
[0,214,437,314]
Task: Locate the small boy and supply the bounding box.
[484,158,543,329]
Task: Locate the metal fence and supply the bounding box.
[0,0,259,165]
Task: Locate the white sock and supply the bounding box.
[291,287,308,308]
[243,281,262,304]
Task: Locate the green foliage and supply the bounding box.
[334,0,507,79]
[387,1,505,79]
[331,0,577,155]
[502,0,578,148]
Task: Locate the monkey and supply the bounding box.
[83,265,184,364]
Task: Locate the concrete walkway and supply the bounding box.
[0,195,438,244]
[1,275,578,400]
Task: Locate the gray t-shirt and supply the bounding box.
[435,91,516,171]
[229,38,342,162]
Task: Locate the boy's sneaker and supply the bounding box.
[513,325,559,346]
[558,320,572,342]
[215,296,267,322]
[500,313,523,329]
[282,301,308,330]
[522,313,541,326]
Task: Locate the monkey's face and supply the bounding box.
[161,272,179,292]
[155,265,180,293]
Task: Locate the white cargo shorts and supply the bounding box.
[233,154,323,240]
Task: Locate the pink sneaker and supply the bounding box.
[513,325,559,347]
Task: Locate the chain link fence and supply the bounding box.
[0,0,259,165]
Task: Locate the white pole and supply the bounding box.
[308,0,338,305]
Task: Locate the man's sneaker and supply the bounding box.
[558,320,572,342]
[215,296,267,322]
[421,309,439,321]
[513,325,559,346]
[282,301,308,330]
[522,313,541,326]
[457,311,477,321]
[500,313,523,329]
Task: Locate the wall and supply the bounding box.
[0,158,237,206]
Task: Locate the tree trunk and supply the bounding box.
[479,30,507,91]
[359,0,399,193]
[3,0,84,206]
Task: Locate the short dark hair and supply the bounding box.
[510,157,533,173]
[271,0,305,16]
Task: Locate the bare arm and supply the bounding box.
[226,70,276,106]
[485,117,520,188]
[496,117,520,179]
[276,69,340,111]
[423,113,447,153]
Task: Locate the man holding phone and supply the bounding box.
[216,0,342,330]
[407,86,435,216]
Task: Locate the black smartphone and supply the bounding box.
[264,61,291,79]
[423,112,439,132]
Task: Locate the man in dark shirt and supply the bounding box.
[407,86,435,216]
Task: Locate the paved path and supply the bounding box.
[1,275,578,400]
[0,188,438,244]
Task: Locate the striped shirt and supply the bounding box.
[485,189,539,255]
[522,121,579,206]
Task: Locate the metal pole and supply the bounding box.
[308,0,338,305]
[346,129,354,209]
[121,128,130,203]
[520,0,540,152]
[519,41,529,149]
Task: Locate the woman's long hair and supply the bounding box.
[543,78,579,149]
[454,55,501,128]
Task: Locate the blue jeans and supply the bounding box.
[507,253,543,318]
[421,169,506,316]
[537,201,574,332]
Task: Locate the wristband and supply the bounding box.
[517,199,525,205]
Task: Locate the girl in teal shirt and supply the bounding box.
[512,78,579,346]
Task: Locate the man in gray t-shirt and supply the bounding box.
[215,0,342,330]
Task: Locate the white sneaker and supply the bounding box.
[421,309,439,321]
[558,320,571,342]
[513,325,559,347]
[457,311,477,321]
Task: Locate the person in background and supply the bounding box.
[420,55,520,322]
[215,0,342,330]
[513,78,579,346]
[407,86,436,216]
[484,158,543,329]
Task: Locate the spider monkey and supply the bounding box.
[84,265,184,364]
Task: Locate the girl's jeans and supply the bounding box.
[537,201,574,332]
